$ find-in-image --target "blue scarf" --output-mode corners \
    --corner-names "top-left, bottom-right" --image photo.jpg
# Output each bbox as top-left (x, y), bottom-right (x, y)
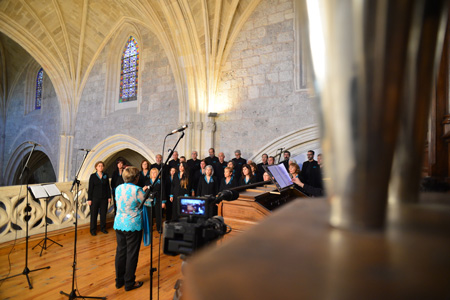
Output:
top-left (142, 206), bottom-right (152, 246)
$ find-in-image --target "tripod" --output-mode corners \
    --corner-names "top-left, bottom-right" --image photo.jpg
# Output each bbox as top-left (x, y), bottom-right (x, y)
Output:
top-left (0, 142), bottom-right (50, 289)
top-left (60, 149), bottom-right (106, 300)
top-left (32, 187), bottom-right (63, 256)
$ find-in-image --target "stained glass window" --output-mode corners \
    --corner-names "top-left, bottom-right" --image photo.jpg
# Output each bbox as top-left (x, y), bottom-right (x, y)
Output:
top-left (35, 68), bottom-right (43, 109)
top-left (119, 36), bottom-right (139, 103)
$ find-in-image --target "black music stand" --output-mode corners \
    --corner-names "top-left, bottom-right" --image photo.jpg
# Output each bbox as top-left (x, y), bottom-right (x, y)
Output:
top-left (0, 143), bottom-right (50, 289)
top-left (31, 184), bottom-right (63, 256)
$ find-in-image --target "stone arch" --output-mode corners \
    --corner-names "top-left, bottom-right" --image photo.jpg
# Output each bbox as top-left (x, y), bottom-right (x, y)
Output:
top-left (78, 134), bottom-right (156, 180)
top-left (249, 125), bottom-right (321, 163)
top-left (4, 142), bottom-right (56, 186)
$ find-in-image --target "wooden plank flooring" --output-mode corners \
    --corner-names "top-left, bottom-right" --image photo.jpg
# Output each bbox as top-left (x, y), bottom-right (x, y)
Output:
top-left (0, 223), bottom-right (184, 300)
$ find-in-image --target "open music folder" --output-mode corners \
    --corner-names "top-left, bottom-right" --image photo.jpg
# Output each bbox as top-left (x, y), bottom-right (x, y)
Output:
top-left (29, 184), bottom-right (61, 199)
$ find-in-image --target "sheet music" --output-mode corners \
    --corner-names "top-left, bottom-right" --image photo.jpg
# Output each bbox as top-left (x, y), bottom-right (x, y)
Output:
top-left (29, 184), bottom-right (61, 198)
top-left (29, 185), bottom-right (48, 199)
top-left (43, 184), bottom-right (61, 197)
top-left (267, 164), bottom-right (293, 189)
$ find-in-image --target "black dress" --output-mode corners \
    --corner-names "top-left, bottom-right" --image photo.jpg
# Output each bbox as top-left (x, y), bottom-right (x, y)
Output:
top-left (193, 169), bottom-right (205, 195)
top-left (170, 173), bottom-right (192, 220)
top-left (219, 177), bottom-right (237, 192)
top-left (138, 170), bottom-right (150, 188)
top-left (88, 172), bottom-right (111, 234)
top-left (197, 175), bottom-right (218, 197)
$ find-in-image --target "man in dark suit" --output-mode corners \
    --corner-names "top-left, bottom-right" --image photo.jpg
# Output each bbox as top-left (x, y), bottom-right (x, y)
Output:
top-left (215, 152), bottom-right (228, 181)
top-left (187, 151), bottom-right (201, 192)
top-left (282, 150), bottom-right (291, 171)
top-left (232, 150), bottom-right (246, 180)
top-left (256, 153), bottom-right (269, 181)
top-left (309, 153), bottom-right (323, 189)
top-left (204, 148), bottom-right (219, 166)
top-left (151, 154), bottom-right (163, 170)
top-left (168, 151), bottom-right (181, 171)
top-left (301, 150), bottom-right (319, 186)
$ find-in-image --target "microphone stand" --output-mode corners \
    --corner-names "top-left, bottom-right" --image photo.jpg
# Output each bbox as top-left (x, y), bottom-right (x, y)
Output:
top-left (60, 149), bottom-right (106, 300)
top-left (140, 130), bottom-right (185, 300)
top-left (275, 148), bottom-right (284, 164)
top-left (0, 143), bottom-right (50, 289)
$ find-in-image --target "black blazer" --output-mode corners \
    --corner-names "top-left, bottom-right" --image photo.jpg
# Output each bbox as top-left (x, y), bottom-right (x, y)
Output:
top-left (138, 170), bottom-right (150, 187)
top-left (232, 157), bottom-right (247, 180)
top-left (111, 169), bottom-right (124, 197)
top-left (238, 176), bottom-right (257, 187)
top-left (219, 177), bottom-right (237, 192)
top-left (197, 175), bottom-right (218, 197)
top-left (88, 173), bottom-right (111, 201)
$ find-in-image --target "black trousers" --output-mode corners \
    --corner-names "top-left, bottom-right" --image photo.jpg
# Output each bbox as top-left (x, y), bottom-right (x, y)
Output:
top-left (115, 230), bottom-right (142, 289)
top-left (90, 198), bottom-right (108, 233)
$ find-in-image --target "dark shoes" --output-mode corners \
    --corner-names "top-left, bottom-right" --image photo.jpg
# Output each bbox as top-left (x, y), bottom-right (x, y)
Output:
top-left (90, 232), bottom-right (96, 236)
top-left (125, 281), bottom-right (143, 291)
top-left (116, 282), bottom-right (124, 289)
top-left (101, 229), bottom-right (108, 234)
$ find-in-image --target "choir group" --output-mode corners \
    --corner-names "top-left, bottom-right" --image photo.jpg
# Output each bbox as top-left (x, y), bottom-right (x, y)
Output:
top-left (86, 148), bottom-right (324, 291)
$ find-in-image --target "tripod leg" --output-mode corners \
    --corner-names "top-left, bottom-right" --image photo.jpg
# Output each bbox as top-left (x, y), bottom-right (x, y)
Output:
top-left (25, 273), bottom-right (32, 289)
top-left (32, 239), bottom-right (44, 250)
top-left (46, 237), bottom-right (63, 248)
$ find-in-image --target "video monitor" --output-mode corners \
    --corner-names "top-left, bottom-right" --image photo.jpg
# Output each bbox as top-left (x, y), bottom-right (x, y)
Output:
top-left (179, 197), bottom-right (207, 217)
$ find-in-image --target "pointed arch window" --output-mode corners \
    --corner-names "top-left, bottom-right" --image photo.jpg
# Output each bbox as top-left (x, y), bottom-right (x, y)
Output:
top-left (119, 36), bottom-right (139, 103)
top-left (35, 68), bottom-right (43, 109)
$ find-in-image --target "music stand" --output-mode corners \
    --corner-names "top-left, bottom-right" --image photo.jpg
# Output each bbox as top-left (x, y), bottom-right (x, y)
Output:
top-left (263, 164), bottom-right (294, 192)
top-left (31, 184), bottom-right (63, 256)
top-left (0, 142), bottom-right (50, 289)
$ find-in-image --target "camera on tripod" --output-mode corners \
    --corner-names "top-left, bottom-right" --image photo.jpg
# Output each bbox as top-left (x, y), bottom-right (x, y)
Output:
top-left (163, 190), bottom-right (239, 256)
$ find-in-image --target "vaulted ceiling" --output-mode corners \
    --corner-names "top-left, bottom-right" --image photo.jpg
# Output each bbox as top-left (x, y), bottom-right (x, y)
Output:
top-left (0, 0), bottom-right (261, 133)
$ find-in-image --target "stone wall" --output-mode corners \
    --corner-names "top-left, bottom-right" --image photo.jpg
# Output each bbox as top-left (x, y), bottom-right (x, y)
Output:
top-left (214, 0), bottom-right (318, 161)
top-left (1, 0), bottom-right (320, 183)
top-left (4, 65), bottom-right (61, 182)
top-left (73, 24), bottom-right (178, 174)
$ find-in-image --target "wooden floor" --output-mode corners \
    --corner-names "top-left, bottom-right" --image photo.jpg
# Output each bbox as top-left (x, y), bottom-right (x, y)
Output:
top-left (0, 223), bottom-right (183, 300)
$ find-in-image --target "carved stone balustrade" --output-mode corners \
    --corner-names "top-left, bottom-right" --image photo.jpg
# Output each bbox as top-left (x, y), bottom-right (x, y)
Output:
top-left (0, 181), bottom-right (115, 243)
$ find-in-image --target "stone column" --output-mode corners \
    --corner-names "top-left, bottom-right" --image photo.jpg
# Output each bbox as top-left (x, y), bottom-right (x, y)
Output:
top-left (58, 134), bottom-right (74, 182)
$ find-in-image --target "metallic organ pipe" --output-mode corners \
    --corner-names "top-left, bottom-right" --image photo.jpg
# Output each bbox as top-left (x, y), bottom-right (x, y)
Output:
top-left (301, 0), bottom-right (449, 230)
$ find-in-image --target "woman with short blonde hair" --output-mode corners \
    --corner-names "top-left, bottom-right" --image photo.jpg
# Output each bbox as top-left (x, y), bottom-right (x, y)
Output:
top-left (114, 166), bottom-right (151, 291)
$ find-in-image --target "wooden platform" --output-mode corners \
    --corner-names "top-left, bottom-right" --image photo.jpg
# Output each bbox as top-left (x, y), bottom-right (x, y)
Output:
top-left (0, 223), bottom-right (183, 300)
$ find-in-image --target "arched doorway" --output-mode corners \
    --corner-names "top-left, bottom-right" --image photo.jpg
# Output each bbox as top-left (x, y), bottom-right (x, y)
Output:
top-left (13, 150), bottom-right (57, 185)
top-left (103, 149), bottom-right (148, 176)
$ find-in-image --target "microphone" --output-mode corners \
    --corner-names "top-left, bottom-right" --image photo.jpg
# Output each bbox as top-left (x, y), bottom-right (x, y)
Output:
top-left (168, 124), bottom-right (188, 135)
top-left (215, 190), bottom-right (240, 204)
top-left (79, 149), bottom-right (94, 152)
top-left (27, 141), bottom-right (42, 146)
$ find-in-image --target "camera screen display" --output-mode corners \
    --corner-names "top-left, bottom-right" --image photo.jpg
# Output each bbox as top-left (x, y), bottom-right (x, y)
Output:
top-left (179, 198), bottom-right (207, 217)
